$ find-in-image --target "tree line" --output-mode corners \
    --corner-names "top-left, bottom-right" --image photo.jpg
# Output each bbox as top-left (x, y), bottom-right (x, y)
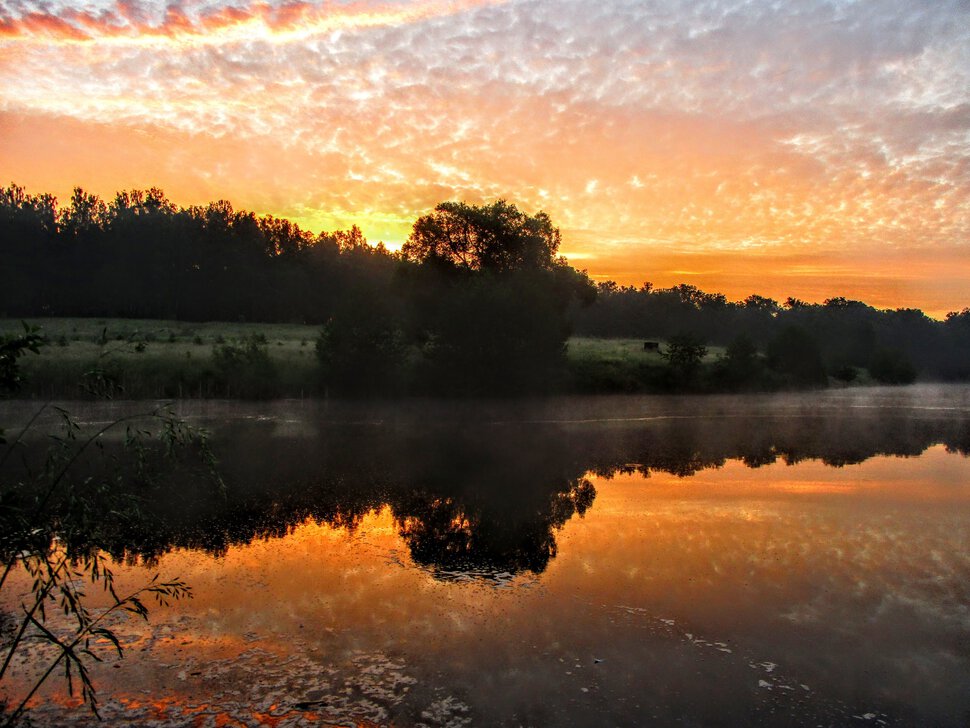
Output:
top-left (1, 186), bottom-right (594, 394)
top-left (3, 183), bottom-right (969, 393)
top-left (576, 282), bottom-right (970, 384)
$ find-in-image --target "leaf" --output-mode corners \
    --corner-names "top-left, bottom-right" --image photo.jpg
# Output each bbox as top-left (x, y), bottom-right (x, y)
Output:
top-left (90, 628), bottom-right (123, 659)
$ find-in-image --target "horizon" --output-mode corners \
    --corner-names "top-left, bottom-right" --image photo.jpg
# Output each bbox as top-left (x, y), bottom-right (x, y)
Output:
top-left (5, 179), bottom-right (967, 322)
top-left (1, 1), bottom-right (968, 317)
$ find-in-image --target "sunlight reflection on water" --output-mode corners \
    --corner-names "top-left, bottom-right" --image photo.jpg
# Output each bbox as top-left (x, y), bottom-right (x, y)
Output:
top-left (2, 388), bottom-right (970, 726)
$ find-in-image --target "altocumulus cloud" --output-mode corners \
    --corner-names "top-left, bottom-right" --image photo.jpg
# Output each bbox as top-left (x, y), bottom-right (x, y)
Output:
top-left (0, 0), bottom-right (968, 309)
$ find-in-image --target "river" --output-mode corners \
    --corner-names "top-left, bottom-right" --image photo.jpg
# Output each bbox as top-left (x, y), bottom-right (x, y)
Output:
top-left (2, 386), bottom-right (969, 726)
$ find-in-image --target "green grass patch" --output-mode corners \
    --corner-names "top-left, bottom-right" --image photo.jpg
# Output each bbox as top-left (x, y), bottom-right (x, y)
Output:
top-left (567, 337), bottom-right (724, 363)
top-left (3, 319), bottom-right (737, 398)
top-left (564, 337), bottom-right (725, 392)
top-left (2, 318), bottom-right (321, 399)
top-left (0, 317), bottom-right (318, 346)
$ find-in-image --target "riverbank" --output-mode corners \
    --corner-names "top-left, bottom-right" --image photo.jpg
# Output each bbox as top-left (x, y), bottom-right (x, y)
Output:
top-left (1, 317), bottom-right (895, 399)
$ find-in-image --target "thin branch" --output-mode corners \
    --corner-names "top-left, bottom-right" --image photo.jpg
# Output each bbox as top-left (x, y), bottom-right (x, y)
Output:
top-left (0, 554), bottom-right (68, 681)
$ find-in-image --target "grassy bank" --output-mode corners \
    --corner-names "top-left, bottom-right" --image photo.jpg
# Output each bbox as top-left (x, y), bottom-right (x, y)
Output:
top-left (565, 337), bottom-right (728, 392)
top-left (0, 318), bottom-right (320, 398)
top-left (2, 317), bottom-right (849, 398)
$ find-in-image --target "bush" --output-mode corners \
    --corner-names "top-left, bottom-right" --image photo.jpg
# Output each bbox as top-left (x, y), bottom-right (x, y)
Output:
top-left (868, 348), bottom-right (917, 384)
top-left (832, 365), bottom-right (858, 382)
top-left (712, 333), bottom-right (763, 390)
top-left (316, 313), bottom-right (407, 396)
top-left (415, 273), bottom-right (569, 395)
top-left (766, 326), bottom-right (827, 386)
top-left (211, 335), bottom-right (278, 397)
top-left (662, 332), bottom-right (707, 387)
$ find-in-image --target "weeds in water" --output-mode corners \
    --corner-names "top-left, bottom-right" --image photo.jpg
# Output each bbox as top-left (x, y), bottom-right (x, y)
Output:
top-left (0, 326), bottom-right (222, 725)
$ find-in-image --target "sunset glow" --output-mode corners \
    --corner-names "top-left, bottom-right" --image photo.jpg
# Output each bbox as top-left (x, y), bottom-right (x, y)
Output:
top-left (2, 1), bottom-right (968, 314)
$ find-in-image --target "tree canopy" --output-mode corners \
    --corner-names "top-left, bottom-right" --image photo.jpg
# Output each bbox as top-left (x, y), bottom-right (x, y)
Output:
top-left (3, 182), bottom-right (970, 392)
top-left (402, 200), bottom-right (561, 273)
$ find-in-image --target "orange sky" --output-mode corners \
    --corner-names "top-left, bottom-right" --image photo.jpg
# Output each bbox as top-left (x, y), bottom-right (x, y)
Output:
top-left (1, 0), bottom-right (968, 316)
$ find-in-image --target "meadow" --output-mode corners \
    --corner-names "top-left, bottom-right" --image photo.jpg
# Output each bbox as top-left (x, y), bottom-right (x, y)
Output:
top-left (0, 318), bottom-right (320, 398)
top-left (0, 318), bottom-right (709, 398)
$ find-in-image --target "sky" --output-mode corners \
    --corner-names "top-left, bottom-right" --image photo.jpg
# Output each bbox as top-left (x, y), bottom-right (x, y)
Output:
top-left (1, 0), bottom-right (968, 316)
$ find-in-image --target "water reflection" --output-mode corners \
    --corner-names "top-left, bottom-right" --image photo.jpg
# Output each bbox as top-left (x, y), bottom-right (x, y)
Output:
top-left (88, 424), bottom-right (599, 577)
top-left (29, 389), bottom-right (969, 579)
top-left (3, 389), bottom-right (970, 726)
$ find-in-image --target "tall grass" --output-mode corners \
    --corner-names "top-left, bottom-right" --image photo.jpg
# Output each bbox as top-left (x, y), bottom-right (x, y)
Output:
top-left (565, 337), bottom-right (725, 392)
top-left (1, 319), bottom-right (320, 399)
top-left (2, 319), bottom-right (732, 398)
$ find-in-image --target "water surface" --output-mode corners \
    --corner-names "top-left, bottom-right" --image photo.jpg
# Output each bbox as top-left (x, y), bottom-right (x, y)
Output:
top-left (2, 386), bottom-right (969, 726)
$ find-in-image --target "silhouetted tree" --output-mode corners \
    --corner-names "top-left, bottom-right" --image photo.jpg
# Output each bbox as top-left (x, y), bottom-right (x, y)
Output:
top-left (713, 333), bottom-right (762, 389)
top-left (662, 332), bottom-right (707, 386)
top-left (401, 200), bottom-right (594, 393)
top-left (402, 200), bottom-right (561, 273)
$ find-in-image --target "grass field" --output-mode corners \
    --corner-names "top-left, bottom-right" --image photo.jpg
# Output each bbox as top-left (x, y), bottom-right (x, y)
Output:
top-left (566, 337), bottom-right (723, 364)
top-left (0, 318), bottom-right (318, 347)
top-left (0, 318), bottom-right (320, 398)
top-left (565, 336), bottom-right (726, 392)
top-left (1, 318), bottom-right (721, 398)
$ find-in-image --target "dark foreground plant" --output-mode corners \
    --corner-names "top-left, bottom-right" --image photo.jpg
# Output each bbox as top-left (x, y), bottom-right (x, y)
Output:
top-left (0, 557), bottom-right (190, 726)
top-left (0, 326), bottom-right (221, 725)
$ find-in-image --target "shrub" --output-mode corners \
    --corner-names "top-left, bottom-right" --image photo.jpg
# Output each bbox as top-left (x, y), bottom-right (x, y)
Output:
top-left (868, 348), bottom-right (917, 384)
top-left (316, 316), bottom-right (407, 396)
top-left (832, 365), bottom-right (858, 382)
top-left (766, 326), bottom-right (827, 386)
top-left (712, 333), bottom-right (763, 390)
top-left (212, 335), bottom-right (278, 398)
top-left (662, 332), bottom-right (707, 387)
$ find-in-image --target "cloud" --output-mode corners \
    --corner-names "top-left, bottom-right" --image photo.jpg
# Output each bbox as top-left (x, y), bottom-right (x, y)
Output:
top-left (0, 0), bottom-right (510, 43)
top-left (1, 0), bottom-right (969, 311)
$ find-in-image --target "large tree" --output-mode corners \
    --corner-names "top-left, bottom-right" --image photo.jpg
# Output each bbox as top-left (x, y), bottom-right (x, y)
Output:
top-left (402, 200), bottom-right (561, 273)
top-left (399, 200), bottom-right (594, 394)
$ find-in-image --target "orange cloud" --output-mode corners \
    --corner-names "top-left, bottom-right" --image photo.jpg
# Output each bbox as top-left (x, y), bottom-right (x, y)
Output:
top-left (1, 0), bottom-right (968, 314)
top-left (0, 0), bottom-right (508, 45)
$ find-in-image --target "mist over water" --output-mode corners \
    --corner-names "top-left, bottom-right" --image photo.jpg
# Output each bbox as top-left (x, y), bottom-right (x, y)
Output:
top-left (2, 386), bottom-right (969, 726)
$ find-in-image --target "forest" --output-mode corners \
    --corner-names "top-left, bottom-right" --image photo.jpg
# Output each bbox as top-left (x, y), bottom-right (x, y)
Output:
top-left (2, 183), bottom-right (969, 395)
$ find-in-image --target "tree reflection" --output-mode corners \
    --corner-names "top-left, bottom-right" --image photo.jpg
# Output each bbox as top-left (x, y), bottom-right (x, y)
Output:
top-left (397, 477), bottom-right (594, 575)
top-left (8, 399), bottom-right (969, 580)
